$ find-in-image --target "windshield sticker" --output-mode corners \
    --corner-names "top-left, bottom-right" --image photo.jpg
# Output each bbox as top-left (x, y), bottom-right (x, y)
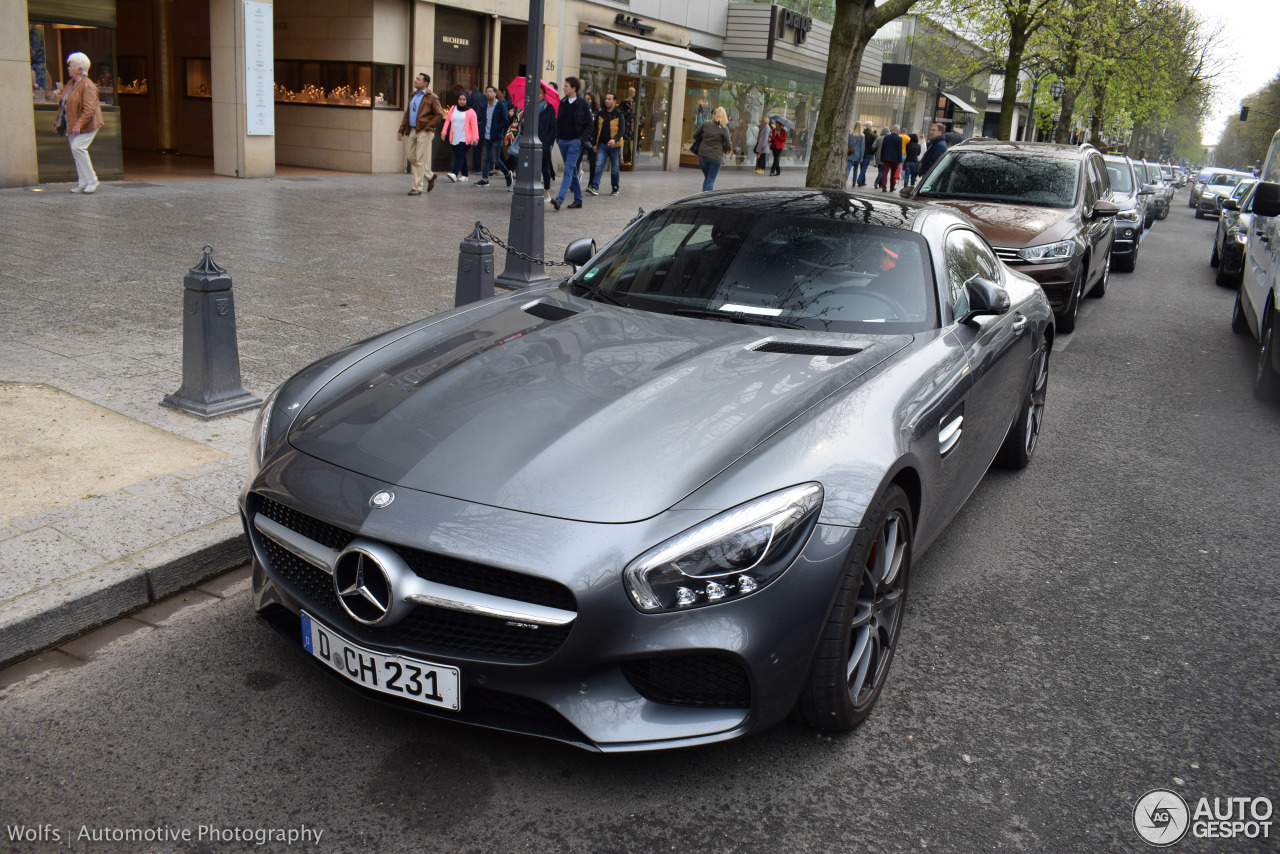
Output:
top-left (583, 267), bottom-right (600, 281)
top-left (719, 303), bottom-right (784, 316)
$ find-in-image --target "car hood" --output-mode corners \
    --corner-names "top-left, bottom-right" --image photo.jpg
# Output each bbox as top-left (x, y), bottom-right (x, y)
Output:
top-left (287, 298), bottom-right (911, 523)
top-left (926, 200), bottom-right (1077, 248)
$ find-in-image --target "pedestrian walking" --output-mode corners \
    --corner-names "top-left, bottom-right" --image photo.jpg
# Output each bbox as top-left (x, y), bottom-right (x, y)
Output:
top-left (55, 52), bottom-right (104, 194)
top-left (588, 91), bottom-right (625, 196)
top-left (769, 120), bottom-right (786, 176)
top-left (881, 123), bottom-right (905, 192)
top-left (475, 86), bottom-right (512, 188)
top-left (537, 86), bottom-right (558, 201)
top-left (872, 127), bottom-right (888, 189)
top-left (550, 76), bottom-right (592, 211)
top-left (467, 86), bottom-right (487, 172)
top-left (846, 121), bottom-right (865, 188)
top-left (693, 107), bottom-right (732, 192)
top-left (858, 123), bottom-right (876, 186)
top-left (580, 91), bottom-right (599, 183)
top-left (754, 117), bottom-right (769, 173)
top-left (396, 72), bottom-right (444, 195)
top-left (904, 132), bottom-right (921, 188)
top-left (443, 92), bottom-right (479, 182)
top-left (916, 122), bottom-right (949, 184)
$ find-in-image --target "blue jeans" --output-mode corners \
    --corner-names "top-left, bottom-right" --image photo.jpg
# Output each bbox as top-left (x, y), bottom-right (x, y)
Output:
top-left (846, 159), bottom-right (856, 184)
top-left (481, 139), bottom-right (510, 180)
top-left (556, 139), bottom-right (583, 203)
top-left (591, 145), bottom-right (621, 191)
top-left (903, 161), bottom-right (918, 186)
top-left (858, 154), bottom-right (872, 184)
top-left (698, 155), bottom-right (721, 191)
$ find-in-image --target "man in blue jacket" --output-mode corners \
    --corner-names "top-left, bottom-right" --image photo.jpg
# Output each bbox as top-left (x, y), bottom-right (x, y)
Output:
top-left (475, 86), bottom-right (512, 187)
top-left (551, 77), bottom-right (593, 211)
top-left (917, 122), bottom-right (948, 181)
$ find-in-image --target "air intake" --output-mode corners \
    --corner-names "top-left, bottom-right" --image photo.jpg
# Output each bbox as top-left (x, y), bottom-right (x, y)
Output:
top-left (751, 341), bottom-right (863, 357)
top-left (523, 302), bottom-right (580, 322)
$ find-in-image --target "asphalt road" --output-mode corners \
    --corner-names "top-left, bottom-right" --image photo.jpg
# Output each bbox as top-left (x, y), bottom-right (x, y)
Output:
top-left (2, 192), bottom-right (1277, 854)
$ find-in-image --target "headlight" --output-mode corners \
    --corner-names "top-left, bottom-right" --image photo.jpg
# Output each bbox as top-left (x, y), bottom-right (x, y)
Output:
top-left (1016, 240), bottom-right (1075, 263)
top-left (249, 382), bottom-right (284, 476)
top-left (624, 483), bottom-right (822, 613)
top-left (1116, 208), bottom-right (1140, 222)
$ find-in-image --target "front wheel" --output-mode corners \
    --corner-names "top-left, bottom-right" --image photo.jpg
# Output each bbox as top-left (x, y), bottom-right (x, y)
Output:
top-left (1255, 303), bottom-right (1280, 401)
top-left (1088, 252), bottom-right (1110, 298)
top-left (1232, 289), bottom-right (1249, 335)
top-left (1055, 269), bottom-right (1083, 334)
top-left (795, 485), bottom-right (912, 731)
top-left (1211, 240), bottom-right (1220, 268)
top-left (996, 336), bottom-right (1049, 469)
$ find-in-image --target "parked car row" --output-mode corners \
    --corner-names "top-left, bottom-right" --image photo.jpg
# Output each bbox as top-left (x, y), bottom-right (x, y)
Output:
top-left (1192, 167), bottom-right (1254, 217)
top-left (1210, 178), bottom-right (1258, 287)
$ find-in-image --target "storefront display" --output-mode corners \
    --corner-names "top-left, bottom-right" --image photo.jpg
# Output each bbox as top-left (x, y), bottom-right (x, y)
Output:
top-left (579, 33), bottom-right (674, 171)
top-left (30, 22), bottom-right (116, 106)
top-left (273, 61), bottom-right (402, 109)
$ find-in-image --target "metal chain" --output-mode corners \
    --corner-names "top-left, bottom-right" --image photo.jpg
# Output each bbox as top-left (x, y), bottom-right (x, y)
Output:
top-left (473, 207), bottom-right (647, 268)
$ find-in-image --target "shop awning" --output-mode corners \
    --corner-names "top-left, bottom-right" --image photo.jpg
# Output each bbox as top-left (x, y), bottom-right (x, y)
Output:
top-left (584, 27), bottom-right (727, 78)
top-left (942, 91), bottom-right (981, 114)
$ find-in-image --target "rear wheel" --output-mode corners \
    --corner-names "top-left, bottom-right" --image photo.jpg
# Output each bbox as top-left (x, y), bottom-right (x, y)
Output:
top-left (1255, 302), bottom-right (1280, 402)
top-left (996, 336), bottom-right (1049, 469)
top-left (796, 485), bottom-right (911, 731)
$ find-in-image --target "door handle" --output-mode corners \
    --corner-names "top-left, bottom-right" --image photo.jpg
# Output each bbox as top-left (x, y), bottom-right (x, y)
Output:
top-left (1012, 315), bottom-right (1028, 334)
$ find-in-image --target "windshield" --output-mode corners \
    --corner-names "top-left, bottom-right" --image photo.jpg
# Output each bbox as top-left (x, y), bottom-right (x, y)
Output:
top-left (570, 206), bottom-right (938, 334)
top-left (1160, 166), bottom-right (1173, 179)
top-left (1208, 173), bottom-right (1246, 188)
top-left (916, 151), bottom-right (1080, 208)
top-left (1104, 160), bottom-right (1134, 193)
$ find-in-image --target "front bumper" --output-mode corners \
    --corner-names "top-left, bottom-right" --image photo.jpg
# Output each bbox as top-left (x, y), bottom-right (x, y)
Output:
top-left (242, 456), bottom-right (858, 752)
top-left (1111, 222), bottom-right (1142, 257)
top-left (1198, 195), bottom-right (1223, 216)
top-left (994, 255), bottom-right (1081, 313)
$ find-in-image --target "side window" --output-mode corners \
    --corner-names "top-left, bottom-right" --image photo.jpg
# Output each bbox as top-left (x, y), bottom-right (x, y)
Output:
top-left (1082, 158), bottom-right (1098, 209)
top-left (944, 230), bottom-right (998, 319)
top-left (1091, 156), bottom-right (1111, 198)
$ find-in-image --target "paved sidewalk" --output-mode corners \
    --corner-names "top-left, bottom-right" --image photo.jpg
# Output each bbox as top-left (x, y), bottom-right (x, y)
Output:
top-left (0, 163), bottom-right (805, 667)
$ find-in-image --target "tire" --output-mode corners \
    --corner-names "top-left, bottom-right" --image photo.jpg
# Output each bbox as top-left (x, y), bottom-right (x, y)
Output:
top-left (1088, 252), bottom-right (1109, 298)
top-left (795, 485), bottom-right (912, 732)
top-left (1188, 194), bottom-right (1197, 208)
top-left (1055, 268), bottom-right (1083, 334)
top-left (1254, 303), bottom-right (1280, 402)
top-left (1216, 255), bottom-right (1241, 288)
top-left (1195, 209), bottom-right (1205, 219)
top-left (1158, 203), bottom-right (1169, 220)
top-left (1232, 289), bottom-right (1249, 335)
top-left (996, 336), bottom-right (1049, 469)
top-left (1210, 240), bottom-right (1220, 268)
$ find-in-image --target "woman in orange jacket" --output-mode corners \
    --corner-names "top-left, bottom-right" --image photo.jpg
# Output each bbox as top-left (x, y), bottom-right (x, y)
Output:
top-left (442, 92), bottom-right (480, 181)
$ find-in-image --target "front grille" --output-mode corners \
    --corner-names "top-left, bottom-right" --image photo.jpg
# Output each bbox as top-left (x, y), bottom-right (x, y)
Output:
top-left (254, 495), bottom-right (575, 662)
top-left (622, 655), bottom-right (750, 708)
top-left (254, 495), bottom-right (575, 610)
top-left (751, 342), bottom-right (862, 357)
top-left (993, 247), bottom-right (1022, 264)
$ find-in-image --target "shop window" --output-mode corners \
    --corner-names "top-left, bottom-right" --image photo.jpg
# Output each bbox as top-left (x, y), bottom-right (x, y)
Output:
top-left (29, 22), bottom-right (116, 105)
top-left (184, 58), bottom-right (212, 99)
top-left (272, 60), bottom-right (402, 109)
top-left (118, 56), bottom-right (147, 95)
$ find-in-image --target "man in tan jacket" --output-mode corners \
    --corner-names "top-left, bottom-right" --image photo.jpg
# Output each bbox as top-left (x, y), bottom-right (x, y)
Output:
top-left (397, 72), bottom-right (445, 195)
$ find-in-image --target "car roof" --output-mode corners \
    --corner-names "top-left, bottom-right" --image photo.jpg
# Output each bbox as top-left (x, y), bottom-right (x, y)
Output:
top-left (665, 188), bottom-right (965, 232)
top-left (942, 139), bottom-right (1092, 160)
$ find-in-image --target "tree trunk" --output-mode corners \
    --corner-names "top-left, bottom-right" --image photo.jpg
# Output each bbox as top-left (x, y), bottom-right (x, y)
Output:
top-left (1088, 80), bottom-right (1106, 147)
top-left (997, 16), bottom-right (1030, 141)
top-left (805, 1), bottom-right (878, 188)
top-left (1053, 51), bottom-right (1079, 143)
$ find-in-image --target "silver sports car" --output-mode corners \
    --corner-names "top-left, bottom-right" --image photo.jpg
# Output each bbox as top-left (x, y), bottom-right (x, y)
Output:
top-left (242, 190), bottom-right (1054, 752)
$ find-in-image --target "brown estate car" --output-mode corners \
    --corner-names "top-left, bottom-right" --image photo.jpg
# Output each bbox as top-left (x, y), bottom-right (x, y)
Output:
top-left (906, 140), bottom-right (1118, 333)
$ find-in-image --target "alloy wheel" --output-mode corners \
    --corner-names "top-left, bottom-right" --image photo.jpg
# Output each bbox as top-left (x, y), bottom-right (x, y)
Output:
top-left (1024, 345), bottom-right (1048, 454)
top-left (847, 510), bottom-right (908, 707)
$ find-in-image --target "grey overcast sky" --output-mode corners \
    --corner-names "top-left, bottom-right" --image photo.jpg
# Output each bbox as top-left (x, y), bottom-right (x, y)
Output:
top-left (1179, 0), bottom-right (1279, 144)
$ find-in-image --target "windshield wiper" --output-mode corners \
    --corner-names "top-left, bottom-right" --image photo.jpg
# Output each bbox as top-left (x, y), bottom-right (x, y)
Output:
top-left (568, 279), bottom-right (630, 308)
top-left (672, 307), bottom-right (804, 329)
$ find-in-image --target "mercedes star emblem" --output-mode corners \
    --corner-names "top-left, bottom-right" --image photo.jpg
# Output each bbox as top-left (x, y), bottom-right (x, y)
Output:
top-left (369, 490), bottom-right (395, 509)
top-left (334, 550), bottom-right (392, 624)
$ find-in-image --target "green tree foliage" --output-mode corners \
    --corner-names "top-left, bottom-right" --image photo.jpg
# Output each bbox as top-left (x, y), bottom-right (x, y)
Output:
top-left (805, 0), bottom-right (922, 189)
top-left (1216, 73), bottom-right (1280, 171)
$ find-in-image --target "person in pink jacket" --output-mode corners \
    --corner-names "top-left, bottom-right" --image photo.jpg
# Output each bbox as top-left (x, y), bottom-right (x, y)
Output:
top-left (443, 92), bottom-right (480, 182)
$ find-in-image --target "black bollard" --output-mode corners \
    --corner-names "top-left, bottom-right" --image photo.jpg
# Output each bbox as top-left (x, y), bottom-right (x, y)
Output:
top-left (161, 246), bottom-right (263, 420)
top-left (455, 221), bottom-right (495, 306)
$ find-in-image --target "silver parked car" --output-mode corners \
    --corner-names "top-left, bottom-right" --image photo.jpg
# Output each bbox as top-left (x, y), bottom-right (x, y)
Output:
top-left (242, 190), bottom-right (1054, 751)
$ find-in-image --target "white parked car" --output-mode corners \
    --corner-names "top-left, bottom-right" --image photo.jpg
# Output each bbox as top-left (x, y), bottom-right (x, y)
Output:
top-left (1233, 129), bottom-right (1280, 399)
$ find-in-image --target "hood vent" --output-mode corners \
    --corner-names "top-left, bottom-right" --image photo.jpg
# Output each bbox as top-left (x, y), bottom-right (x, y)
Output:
top-left (751, 341), bottom-right (863, 357)
top-left (523, 301), bottom-right (580, 322)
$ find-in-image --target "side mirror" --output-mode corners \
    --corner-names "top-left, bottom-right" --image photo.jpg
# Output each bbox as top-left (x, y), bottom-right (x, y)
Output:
top-left (899, 186), bottom-right (917, 200)
top-left (1253, 182), bottom-right (1280, 218)
top-left (1221, 198), bottom-right (1240, 212)
top-left (958, 277), bottom-right (1011, 324)
top-left (1143, 183), bottom-right (1160, 194)
top-left (1091, 200), bottom-right (1120, 218)
top-left (564, 238), bottom-right (597, 271)
top-left (1138, 188), bottom-right (1155, 196)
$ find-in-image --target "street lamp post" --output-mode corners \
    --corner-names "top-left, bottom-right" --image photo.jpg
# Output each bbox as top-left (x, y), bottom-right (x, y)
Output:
top-left (495, 0), bottom-right (550, 289)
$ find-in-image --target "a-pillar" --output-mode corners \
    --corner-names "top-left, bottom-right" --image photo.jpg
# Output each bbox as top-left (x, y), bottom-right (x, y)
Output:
top-left (211, 0), bottom-right (275, 177)
top-left (0, 0), bottom-right (39, 187)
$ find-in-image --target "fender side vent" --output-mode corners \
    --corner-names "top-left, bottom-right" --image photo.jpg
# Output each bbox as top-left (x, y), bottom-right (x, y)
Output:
top-left (751, 342), bottom-right (863, 357)
top-left (523, 302), bottom-right (580, 322)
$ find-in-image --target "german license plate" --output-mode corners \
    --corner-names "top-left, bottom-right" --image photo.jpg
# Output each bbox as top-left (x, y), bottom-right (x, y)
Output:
top-left (301, 611), bottom-right (460, 711)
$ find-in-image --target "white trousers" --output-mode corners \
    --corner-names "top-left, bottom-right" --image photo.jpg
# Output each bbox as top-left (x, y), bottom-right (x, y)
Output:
top-left (70, 129), bottom-right (99, 188)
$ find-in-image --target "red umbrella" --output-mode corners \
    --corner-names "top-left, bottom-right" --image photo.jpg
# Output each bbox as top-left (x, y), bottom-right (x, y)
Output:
top-left (507, 77), bottom-right (559, 115)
